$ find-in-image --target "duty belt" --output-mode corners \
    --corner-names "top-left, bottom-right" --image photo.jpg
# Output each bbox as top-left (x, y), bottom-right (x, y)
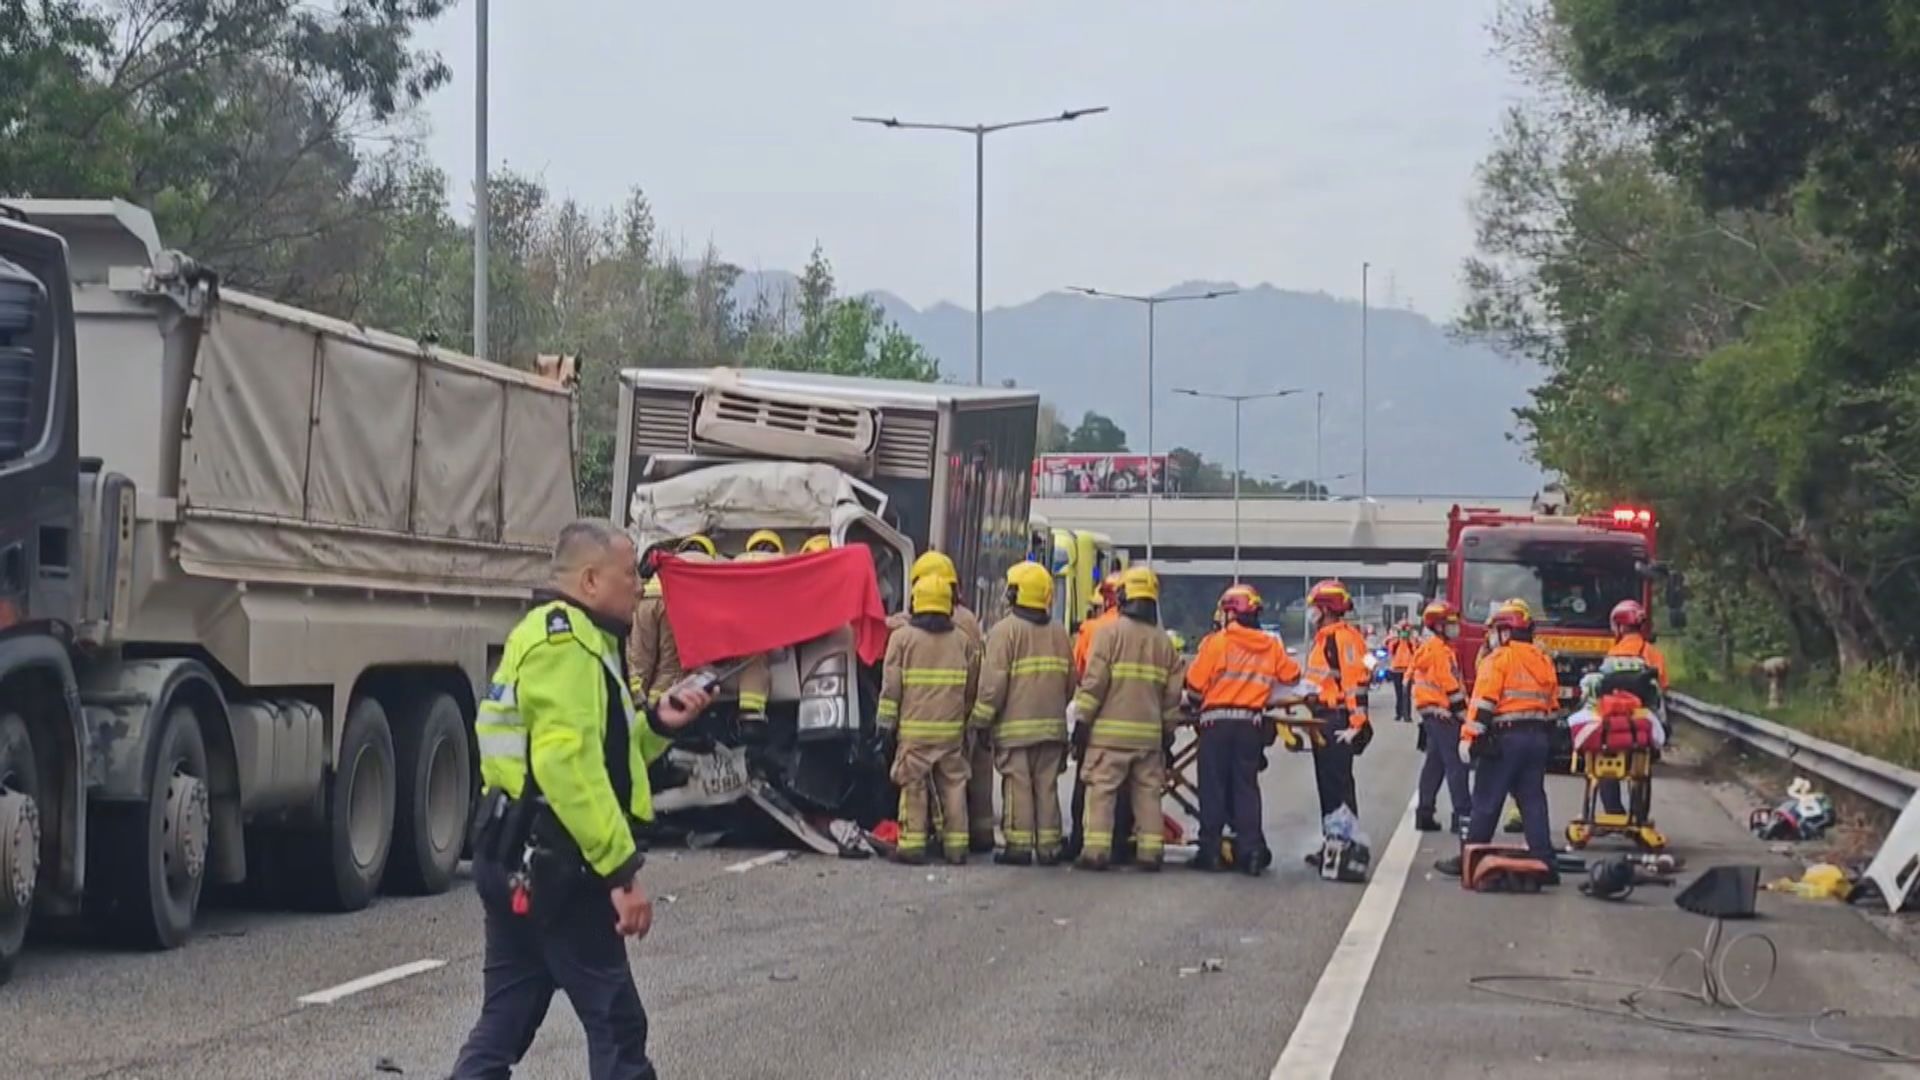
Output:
top-left (1490, 714), bottom-right (1553, 728)
top-left (1197, 707), bottom-right (1265, 723)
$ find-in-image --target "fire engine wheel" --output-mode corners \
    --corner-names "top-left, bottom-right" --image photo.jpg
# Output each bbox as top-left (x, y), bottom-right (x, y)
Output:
top-left (0, 713), bottom-right (43, 985)
top-left (307, 695), bottom-right (396, 912)
top-left (92, 705), bottom-right (210, 950)
top-left (385, 691), bottom-right (471, 896)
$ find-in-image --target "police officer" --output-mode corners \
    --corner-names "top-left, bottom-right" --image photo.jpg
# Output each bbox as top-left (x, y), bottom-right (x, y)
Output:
top-left (1070, 565), bottom-right (1182, 872)
top-left (454, 520), bottom-right (714, 1080)
top-left (1184, 585), bottom-right (1310, 874)
top-left (878, 572), bottom-right (981, 865)
top-left (1436, 599), bottom-right (1560, 882)
top-left (972, 561), bottom-right (1073, 865)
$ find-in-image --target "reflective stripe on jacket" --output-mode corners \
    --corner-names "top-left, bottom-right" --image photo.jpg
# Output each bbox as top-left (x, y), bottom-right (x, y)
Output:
top-left (971, 613), bottom-right (1073, 747)
top-left (1305, 620), bottom-right (1373, 726)
top-left (479, 599), bottom-right (672, 879)
top-left (878, 621), bottom-right (980, 746)
top-left (1185, 623), bottom-right (1305, 717)
top-left (1409, 632), bottom-right (1466, 713)
top-left (1073, 615), bottom-right (1182, 749)
top-left (1609, 634), bottom-right (1670, 690)
top-left (1469, 640), bottom-right (1560, 723)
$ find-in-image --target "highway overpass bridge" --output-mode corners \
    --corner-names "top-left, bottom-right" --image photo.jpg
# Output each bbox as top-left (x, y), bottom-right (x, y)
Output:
top-left (1032, 493), bottom-right (1537, 637)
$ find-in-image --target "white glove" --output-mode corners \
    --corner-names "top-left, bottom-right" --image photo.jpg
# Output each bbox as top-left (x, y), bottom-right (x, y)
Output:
top-left (1066, 700), bottom-right (1085, 728)
top-left (1458, 740), bottom-right (1473, 765)
top-left (1334, 727), bottom-right (1360, 746)
top-left (1461, 719), bottom-right (1485, 740)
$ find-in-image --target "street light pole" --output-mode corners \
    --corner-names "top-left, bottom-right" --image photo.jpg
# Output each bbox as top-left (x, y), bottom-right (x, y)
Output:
top-left (1360, 261), bottom-right (1370, 499)
top-left (472, 0), bottom-right (489, 361)
top-left (1174, 387), bottom-right (1299, 582)
top-left (855, 107), bottom-right (1110, 386)
top-left (1315, 391), bottom-right (1324, 500)
top-left (1073, 287), bottom-right (1238, 562)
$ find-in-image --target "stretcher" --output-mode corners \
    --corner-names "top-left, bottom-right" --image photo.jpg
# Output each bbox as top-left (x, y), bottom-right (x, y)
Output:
top-left (1563, 693), bottom-right (1667, 851)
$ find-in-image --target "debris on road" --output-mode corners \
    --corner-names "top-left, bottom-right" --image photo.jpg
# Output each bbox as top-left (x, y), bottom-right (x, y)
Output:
top-left (1178, 958), bottom-right (1227, 978)
top-left (374, 1057), bottom-right (404, 1074)
top-left (1765, 863), bottom-right (1854, 901)
top-left (1749, 777), bottom-right (1834, 841)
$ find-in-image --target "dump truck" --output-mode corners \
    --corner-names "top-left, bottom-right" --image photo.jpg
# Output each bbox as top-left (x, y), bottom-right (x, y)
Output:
top-left (0, 200), bottom-right (576, 982)
top-left (611, 368), bottom-right (1038, 837)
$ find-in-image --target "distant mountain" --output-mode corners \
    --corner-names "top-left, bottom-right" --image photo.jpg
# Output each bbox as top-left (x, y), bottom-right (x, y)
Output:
top-left (730, 272), bottom-right (1546, 498)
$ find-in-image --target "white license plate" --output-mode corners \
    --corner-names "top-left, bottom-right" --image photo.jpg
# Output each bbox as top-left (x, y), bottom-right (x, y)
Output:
top-left (696, 749), bottom-right (749, 799)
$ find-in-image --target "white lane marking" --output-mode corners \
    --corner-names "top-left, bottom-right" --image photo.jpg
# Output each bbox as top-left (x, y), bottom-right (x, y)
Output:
top-left (297, 959), bottom-right (447, 1006)
top-left (724, 850), bottom-right (793, 874)
top-left (1269, 794), bottom-right (1420, 1080)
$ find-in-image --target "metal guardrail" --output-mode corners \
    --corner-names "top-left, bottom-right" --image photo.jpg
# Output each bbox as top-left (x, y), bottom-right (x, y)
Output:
top-left (1669, 691), bottom-right (1920, 811)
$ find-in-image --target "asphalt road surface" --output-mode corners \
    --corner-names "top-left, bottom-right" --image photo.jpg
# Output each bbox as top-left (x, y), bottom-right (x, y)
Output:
top-left (6, 708), bottom-right (1920, 1080)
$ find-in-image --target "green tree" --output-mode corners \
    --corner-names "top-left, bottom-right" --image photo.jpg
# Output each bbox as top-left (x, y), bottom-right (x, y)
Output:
top-left (742, 245), bottom-right (939, 381)
top-left (1064, 412), bottom-right (1128, 453)
top-left (1036, 402), bottom-right (1070, 453)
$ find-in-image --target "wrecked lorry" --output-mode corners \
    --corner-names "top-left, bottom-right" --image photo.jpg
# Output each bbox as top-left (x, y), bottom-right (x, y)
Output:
top-left (0, 200), bottom-right (575, 981)
top-left (610, 368), bottom-right (1039, 846)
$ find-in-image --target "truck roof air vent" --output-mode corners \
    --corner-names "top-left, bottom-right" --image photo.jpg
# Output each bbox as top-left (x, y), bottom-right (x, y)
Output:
top-left (632, 390), bottom-right (696, 454)
top-left (874, 412), bottom-right (937, 479)
top-left (692, 386), bottom-right (876, 469)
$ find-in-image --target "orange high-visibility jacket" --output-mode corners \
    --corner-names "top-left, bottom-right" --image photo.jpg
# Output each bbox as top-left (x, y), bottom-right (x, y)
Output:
top-left (1408, 632), bottom-right (1466, 714)
top-left (1608, 634), bottom-right (1670, 690)
top-left (1388, 637), bottom-right (1415, 674)
top-left (1073, 607), bottom-right (1119, 679)
top-left (1185, 624), bottom-right (1305, 716)
top-left (1305, 620), bottom-right (1372, 727)
top-left (1466, 640), bottom-right (1559, 737)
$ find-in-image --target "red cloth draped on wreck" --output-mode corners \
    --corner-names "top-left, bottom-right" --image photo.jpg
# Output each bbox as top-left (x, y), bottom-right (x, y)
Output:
top-left (651, 549), bottom-right (891, 670)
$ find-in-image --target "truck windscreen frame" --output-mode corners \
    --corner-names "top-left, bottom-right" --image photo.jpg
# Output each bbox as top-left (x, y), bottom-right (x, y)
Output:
top-left (1459, 553), bottom-right (1644, 631)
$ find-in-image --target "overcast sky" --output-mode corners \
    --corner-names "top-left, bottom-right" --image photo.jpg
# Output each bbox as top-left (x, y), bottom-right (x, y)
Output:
top-left (415, 1), bottom-right (1519, 318)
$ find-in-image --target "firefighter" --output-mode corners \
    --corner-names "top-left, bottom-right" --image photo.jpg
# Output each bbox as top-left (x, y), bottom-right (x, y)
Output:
top-left (1437, 599), bottom-right (1560, 881)
top-left (1302, 580), bottom-right (1375, 847)
top-left (726, 531), bottom-right (787, 724)
top-left (1387, 623), bottom-right (1416, 723)
top-left (1410, 601), bottom-right (1471, 834)
top-left (1600, 599), bottom-right (1669, 816)
top-left (454, 520), bottom-right (714, 1079)
top-left (888, 551), bottom-right (989, 851)
top-left (972, 561), bottom-right (1073, 865)
top-left (877, 573), bottom-right (981, 865)
top-left (675, 534), bottom-right (719, 558)
top-left (799, 534), bottom-right (833, 555)
top-left (1184, 585), bottom-right (1309, 875)
top-left (1069, 565), bottom-right (1182, 871)
top-left (627, 543), bottom-right (714, 707)
top-left (1065, 578), bottom-right (1126, 861)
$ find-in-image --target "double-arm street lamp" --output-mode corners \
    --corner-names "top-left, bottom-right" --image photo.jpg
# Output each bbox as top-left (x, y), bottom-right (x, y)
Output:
top-left (855, 108), bottom-right (1110, 386)
top-left (1173, 388), bottom-right (1301, 581)
top-left (1067, 287), bottom-right (1238, 560)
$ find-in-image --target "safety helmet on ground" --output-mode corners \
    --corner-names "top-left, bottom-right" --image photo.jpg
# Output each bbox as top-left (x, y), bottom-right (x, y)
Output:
top-left (1489, 599), bottom-right (1535, 633)
top-left (910, 573), bottom-right (955, 616)
top-left (1218, 584), bottom-right (1263, 620)
top-left (1119, 565), bottom-right (1161, 603)
top-left (910, 550), bottom-right (958, 585)
top-left (1610, 599), bottom-right (1647, 636)
top-left (744, 529), bottom-right (785, 556)
top-left (1422, 601), bottom-right (1460, 634)
top-left (676, 534), bottom-right (718, 558)
top-left (1006, 561), bottom-right (1054, 610)
top-left (800, 534), bottom-right (832, 555)
top-left (1307, 579), bottom-right (1353, 616)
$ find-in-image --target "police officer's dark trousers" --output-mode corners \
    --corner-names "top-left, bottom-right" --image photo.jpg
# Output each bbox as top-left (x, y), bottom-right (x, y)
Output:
top-left (1417, 713), bottom-right (1472, 828)
top-left (452, 858), bottom-right (655, 1080)
top-left (1389, 673), bottom-right (1412, 722)
top-left (1464, 723), bottom-right (1553, 861)
top-left (1197, 719), bottom-right (1265, 856)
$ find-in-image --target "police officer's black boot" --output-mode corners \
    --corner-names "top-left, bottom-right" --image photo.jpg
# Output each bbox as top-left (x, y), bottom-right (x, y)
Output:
top-left (1190, 843), bottom-right (1224, 872)
top-left (1240, 847), bottom-right (1272, 877)
top-left (1414, 812), bottom-right (1441, 833)
top-left (1434, 854), bottom-right (1463, 877)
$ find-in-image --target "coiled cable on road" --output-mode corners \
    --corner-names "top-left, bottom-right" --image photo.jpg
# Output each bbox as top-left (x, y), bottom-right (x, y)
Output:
top-left (1468, 919), bottom-right (1920, 1064)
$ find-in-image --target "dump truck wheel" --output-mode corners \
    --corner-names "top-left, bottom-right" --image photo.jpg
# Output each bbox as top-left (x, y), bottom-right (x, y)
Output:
top-left (0, 713), bottom-right (42, 984)
top-left (311, 696), bottom-right (396, 912)
top-left (386, 691), bottom-right (470, 896)
top-left (91, 705), bottom-right (210, 949)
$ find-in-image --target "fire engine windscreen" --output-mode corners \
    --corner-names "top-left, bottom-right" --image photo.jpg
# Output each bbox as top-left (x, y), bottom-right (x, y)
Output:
top-left (1460, 552), bottom-right (1642, 630)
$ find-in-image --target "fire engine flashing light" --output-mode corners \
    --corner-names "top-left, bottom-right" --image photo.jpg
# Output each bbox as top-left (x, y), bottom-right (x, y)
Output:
top-left (1609, 506), bottom-right (1655, 528)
